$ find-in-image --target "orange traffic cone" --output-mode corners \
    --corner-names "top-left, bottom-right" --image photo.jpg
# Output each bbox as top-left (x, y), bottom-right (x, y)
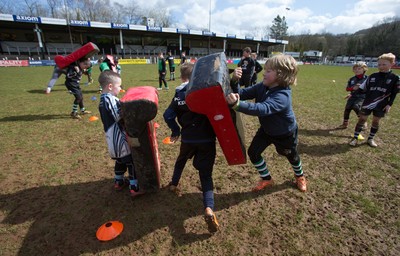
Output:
top-left (96, 221), bottom-right (124, 241)
top-left (89, 116), bottom-right (99, 121)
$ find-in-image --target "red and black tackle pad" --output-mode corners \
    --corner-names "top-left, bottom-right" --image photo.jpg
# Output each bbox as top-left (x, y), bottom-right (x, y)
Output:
top-left (120, 86), bottom-right (161, 192)
top-left (185, 52), bottom-right (246, 165)
top-left (54, 42), bottom-right (99, 69)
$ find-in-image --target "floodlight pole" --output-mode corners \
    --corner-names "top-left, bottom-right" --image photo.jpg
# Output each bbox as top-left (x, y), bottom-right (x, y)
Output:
top-left (179, 34), bottom-right (182, 54)
top-left (64, 0), bottom-right (74, 49)
top-left (119, 29), bottom-right (125, 58)
top-left (207, 0), bottom-right (212, 55)
top-left (208, 0), bottom-right (211, 32)
top-left (34, 24), bottom-right (45, 59)
top-left (283, 7), bottom-right (290, 54)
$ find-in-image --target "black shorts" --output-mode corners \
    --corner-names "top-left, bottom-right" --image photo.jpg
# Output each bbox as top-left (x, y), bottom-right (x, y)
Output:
top-left (170, 67), bottom-right (175, 72)
top-left (360, 108), bottom-right (386, 117)
top-left (179, 141), bottom-right (216, 171)
top-left (345, 97), bottom-right (364, 110)
top-left (66, 84), bottom-right (81, 95)
top-left (248, 127), bottom-right (299, 163)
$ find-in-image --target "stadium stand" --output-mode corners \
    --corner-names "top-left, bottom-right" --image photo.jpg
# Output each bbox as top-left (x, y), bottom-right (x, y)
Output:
top-left (0, 13), bottom-right (285, 61)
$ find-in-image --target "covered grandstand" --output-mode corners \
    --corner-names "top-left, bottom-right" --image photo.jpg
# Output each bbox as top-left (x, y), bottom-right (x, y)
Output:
top-left (0, 13), bottom-right (287, 62)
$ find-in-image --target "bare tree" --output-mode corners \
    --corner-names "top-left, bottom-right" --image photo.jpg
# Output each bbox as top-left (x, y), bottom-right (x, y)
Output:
top-left (21, 0), bottom-right (47, 16)
top-left (70, 0), bottom-right (112, 21)
top-left (248, 26), bottom-right (268, 39)
top-left (58, 0), bottom-right (75, 20)
top-left (46, 0), bottom-right (62, 18)
top-left (110, 2), bottom-right (126, 23)
top-left (124, 3), bottom-right (142, 24)
top-left (142, 8), bottom-right (173, 27)
top-left (0, 0), bottom-right (15, 14)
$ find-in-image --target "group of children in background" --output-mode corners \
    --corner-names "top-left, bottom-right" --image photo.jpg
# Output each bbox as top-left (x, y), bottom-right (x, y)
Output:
top-left (43, 50), bottom-right (399, 234)
top-left (337, 53), bottom-right (399, 148)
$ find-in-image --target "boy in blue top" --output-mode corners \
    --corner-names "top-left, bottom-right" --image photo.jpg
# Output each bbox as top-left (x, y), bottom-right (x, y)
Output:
top-left (337, 62), bottom-right (368, 129)
top-left (349, 53), bottom-right (400, 147)
top-left (163, 62), bottom-right (219, 233)
top-left (227, 54), bottom-right (307, 192)
top-left (98, 71), bottom-right (143, 198)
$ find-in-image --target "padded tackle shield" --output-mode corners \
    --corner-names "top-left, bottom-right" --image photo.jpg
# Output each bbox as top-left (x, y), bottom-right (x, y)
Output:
top-left (54, 42), bottom-right (99, 69)
top-left (120, 86), bottom-right (161, 192)
top-left (185, 52), bottom-right (246, 165)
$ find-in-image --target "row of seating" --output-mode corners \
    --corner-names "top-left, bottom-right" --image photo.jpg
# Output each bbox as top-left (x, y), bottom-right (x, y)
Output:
top-left (0, 41), bottom-right (255, 59)
top-left (0, 41), bottom-right (82, 55)
top-left (115, 45), bottom-right (167, 55)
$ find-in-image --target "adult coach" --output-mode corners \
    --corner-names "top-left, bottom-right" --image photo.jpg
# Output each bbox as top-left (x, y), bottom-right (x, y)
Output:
top-left (237, 47), bottom-right (256, 87)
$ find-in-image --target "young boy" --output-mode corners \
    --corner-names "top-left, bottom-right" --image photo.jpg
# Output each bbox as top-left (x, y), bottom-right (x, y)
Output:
top-left (115, 59), bottom-right (122, 75)
top-left (157, 52), bottom-right (168, 90)
top-left (349, 53), bottom-right (399, 147)
top-left (98, 70), bottom-right (143, 197)
top-left (65, 57), bottom-right (92, 119)
top-left (337, 62), bottom-right (368, 129)
top-left (83, 61), bottom-right (94, 84)
top-left (237, 47), bottom-right (256, 87)
top-left (163, 62), bottom-right (220, 233)
top-left (179, 51), bottom-right (187, 66)
top-left (166, 51), bottom-right (176, 80)
top-left (227, 54), bottom-right (307, 192)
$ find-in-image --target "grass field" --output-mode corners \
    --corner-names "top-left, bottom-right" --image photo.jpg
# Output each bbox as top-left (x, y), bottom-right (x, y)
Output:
top-left (0, 63), bottom-right (399, 256)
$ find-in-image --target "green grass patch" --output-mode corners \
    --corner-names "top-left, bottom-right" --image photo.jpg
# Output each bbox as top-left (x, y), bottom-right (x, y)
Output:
top-left (0, 63), bottom-right (399, 255)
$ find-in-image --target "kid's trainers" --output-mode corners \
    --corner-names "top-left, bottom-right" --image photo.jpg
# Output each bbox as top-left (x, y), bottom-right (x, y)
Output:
top-left (252, 178), bottom-right (275, 192)
top-left (336, 123), bottom-right (348, 129)
top-left (294, 175), bottom-right (307, 192)
top-left (204, 207), bottom-right (219, 233)
top-left (81, 110), bottom-right (92, 115)
top-left (129, 185), bottom-right (145, 198)
top-left (367, 139), bottom-right (378, 147)
top-left (349, 138), bottom-right (358, 146)
top-left (114, 179), bottom-right (127, 191)
top-left (165, 182), bottom-right (182, 197)
top-left (70, 111), bottom-right (82, 120)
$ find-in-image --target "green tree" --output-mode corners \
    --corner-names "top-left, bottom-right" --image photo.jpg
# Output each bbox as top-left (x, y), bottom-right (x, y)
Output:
top-left (270, 15), bottom-right (288, 39)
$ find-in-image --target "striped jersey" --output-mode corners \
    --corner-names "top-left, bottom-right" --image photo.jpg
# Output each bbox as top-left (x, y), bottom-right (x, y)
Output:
top-left (99, 93), bottom-right (131, 159)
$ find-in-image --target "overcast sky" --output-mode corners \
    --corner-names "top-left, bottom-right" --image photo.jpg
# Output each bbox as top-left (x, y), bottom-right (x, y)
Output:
top-left (125, 0), bottom-right (400, 37)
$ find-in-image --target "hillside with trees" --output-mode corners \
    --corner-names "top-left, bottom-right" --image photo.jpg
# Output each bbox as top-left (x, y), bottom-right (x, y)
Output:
top-left (284, 17), bottom-right (400, 60)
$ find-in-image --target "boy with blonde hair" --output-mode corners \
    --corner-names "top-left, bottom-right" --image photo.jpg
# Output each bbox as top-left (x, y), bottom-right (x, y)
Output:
top-left (227, 54), bottom-right (307, 192)
top-left (349, 53), bottom-right (399, 147)
top-left (337, 61), bottom-right (368, 129)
